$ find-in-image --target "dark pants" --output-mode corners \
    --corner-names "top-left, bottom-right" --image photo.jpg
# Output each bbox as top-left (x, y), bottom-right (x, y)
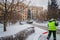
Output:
top-left (47, 31), bottom-right (56, 40)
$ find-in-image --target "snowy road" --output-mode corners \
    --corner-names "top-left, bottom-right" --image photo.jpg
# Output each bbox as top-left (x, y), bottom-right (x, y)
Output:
top-left (32, 21), bottom-right (60, 34)
top-left (26, 27), bottom-right (60, 40)
top-left (33, 24), bottom-right (60, 34)
top-left (26, 21), bottom-right (60, 40)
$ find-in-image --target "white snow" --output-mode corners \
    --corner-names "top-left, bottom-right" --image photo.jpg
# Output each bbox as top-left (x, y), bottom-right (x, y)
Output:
top-left (0, 22), bottom-right (33, 37)
top-left (26, 27), bottom-right (60, 40)
top-left (0, 21), bottom-right (60, 40)
top-left (33, 21), bottom-right (60, 29)
top-left (33, 21), bottom-right (47, 27)
top-left (26, 27), bottom-right (46, 40)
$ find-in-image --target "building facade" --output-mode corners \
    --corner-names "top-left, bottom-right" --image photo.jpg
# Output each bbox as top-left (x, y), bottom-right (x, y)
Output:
top-left (29, 6), bottom-right (43, 20)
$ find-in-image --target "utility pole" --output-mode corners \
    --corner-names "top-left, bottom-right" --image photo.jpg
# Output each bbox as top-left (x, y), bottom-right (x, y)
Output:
top-left (4, 0), bottom-right (7, 31)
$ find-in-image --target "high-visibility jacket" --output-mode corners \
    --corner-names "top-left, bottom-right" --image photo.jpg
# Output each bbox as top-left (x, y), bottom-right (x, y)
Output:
top-left (48, 21), bottom-right (56, 31)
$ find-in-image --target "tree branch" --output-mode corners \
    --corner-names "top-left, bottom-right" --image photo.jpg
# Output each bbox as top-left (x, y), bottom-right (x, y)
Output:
top-left (8, 0), bottom-right (14, 10)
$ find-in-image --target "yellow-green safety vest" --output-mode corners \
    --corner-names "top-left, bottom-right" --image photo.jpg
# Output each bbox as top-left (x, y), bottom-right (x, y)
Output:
top-left (48, 21), bottom-right (56, 31)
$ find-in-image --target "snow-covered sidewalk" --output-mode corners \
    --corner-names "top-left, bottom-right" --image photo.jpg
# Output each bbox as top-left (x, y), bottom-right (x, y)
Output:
top-left (26, 27), bottom-right (60, 40)
top-left (0, 22), bottom-right (33, 37)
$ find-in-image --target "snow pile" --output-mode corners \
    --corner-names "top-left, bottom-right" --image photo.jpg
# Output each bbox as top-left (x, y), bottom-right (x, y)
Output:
top-left (0, 22), bottom-right (33, 37)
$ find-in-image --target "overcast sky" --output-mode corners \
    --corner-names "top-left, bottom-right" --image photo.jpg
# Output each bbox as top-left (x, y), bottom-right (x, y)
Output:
top-left (25, 0), bottom-right (60, 9)
top-left (24, 0), bottom-right (60, 9)
top-left (0, 0), bottom-right (60, 9)
top-left (24, 0), bottom-right (48, 9)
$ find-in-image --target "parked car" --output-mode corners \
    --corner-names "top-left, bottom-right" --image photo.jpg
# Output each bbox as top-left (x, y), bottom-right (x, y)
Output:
top-left (27, 20), bottom-right (33, 24)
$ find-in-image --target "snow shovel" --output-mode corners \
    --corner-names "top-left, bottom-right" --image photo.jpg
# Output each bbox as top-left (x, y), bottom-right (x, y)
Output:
top-left (38, 31), bottom-right (48, 40)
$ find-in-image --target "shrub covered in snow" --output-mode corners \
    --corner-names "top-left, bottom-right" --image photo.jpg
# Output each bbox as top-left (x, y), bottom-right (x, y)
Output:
top-left (0, 27), bottom-right (35, 40)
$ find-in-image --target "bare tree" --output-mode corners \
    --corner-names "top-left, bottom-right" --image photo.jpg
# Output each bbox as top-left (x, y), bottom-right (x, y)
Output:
top-left (0, 0), bottom-right (31, 31)
top-left (48, 0), bottom-right (58, 20)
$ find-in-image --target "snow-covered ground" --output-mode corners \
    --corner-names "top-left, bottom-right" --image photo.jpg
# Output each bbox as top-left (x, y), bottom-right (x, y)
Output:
top-left (26, 27), bottom-right (60, 40)
top-left (0, 21), bottom-right (60, 40)
top-left (0, 22), bottom-right (33, 37)
top-left (33, 21), bottom-right (60, 29)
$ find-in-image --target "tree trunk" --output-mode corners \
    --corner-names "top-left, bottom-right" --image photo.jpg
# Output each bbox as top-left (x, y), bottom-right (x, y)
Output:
top-left (4, 0), bottom-right (7, 32)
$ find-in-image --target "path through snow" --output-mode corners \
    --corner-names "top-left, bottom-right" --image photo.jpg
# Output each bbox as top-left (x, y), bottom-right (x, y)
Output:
top-left (26, 27), bottom-right (60, 40)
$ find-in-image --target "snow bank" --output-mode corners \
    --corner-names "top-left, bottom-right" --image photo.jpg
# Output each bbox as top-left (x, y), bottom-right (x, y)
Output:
top-left (0, 22), bottom-right (33, 37)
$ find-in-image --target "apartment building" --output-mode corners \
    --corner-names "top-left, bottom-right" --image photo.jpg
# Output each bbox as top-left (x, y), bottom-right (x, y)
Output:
top-left (29, 6), bottom-right (43, 20)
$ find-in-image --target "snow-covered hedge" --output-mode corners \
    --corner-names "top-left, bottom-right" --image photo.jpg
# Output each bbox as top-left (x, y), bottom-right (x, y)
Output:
top-left (0, 27), bottom-right (35, 40)
top-left (0, 35), bottom-right (13, 40)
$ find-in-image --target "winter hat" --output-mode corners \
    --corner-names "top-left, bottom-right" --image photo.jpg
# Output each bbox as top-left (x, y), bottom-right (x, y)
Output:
top-left (50, 18), bottom-right (55, 21)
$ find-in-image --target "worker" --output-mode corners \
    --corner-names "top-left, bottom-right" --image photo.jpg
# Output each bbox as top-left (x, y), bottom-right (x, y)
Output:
top-left (47, 19), bottom-right (58, 40)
